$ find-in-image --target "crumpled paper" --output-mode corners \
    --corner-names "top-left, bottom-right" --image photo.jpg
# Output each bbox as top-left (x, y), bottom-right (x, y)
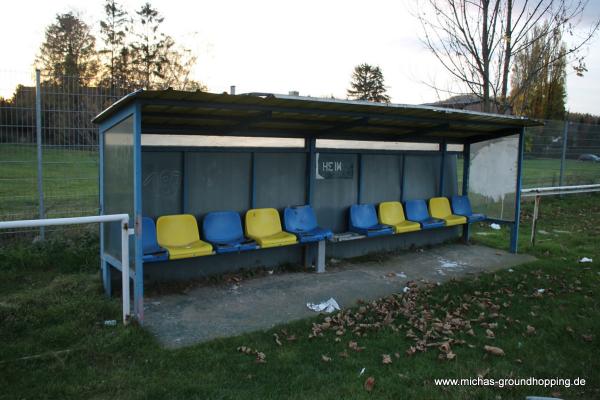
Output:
top-left (307, 297), bottom-right (341, 313)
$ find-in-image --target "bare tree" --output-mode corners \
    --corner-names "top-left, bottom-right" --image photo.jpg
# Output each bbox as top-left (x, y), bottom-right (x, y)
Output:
top-left (415, 0), bottom-right (599, 113)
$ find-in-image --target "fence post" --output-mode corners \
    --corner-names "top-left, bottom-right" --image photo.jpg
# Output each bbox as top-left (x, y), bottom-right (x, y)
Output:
top-left (559, 120), bottom-right (569, 188)
top-left (35, 69), bottom-right (45, 240)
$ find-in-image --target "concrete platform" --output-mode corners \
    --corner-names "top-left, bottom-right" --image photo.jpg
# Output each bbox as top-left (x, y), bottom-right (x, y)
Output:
top-left (144, 244), bottom-right (535, 348)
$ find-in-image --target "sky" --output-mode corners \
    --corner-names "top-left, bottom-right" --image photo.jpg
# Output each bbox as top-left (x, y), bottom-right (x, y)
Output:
top-left (1, 0), bottom-right (599, 114)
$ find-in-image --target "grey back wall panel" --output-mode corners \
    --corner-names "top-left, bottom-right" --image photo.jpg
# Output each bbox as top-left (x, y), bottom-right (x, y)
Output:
top-left (142, 152), bottom-right (183, 218)
top-left (361, 154), bottom-right (402, 204)
top-left (443, 156), bottom-right (458, 197)
top-left (403, 154), bottom-right (441, 200)
top-left (254, 153), bottom-right (306, 209)
top-left (184, 152), bottom-right (251, 217)
top-left (313, 153), bottom-right (358, 233)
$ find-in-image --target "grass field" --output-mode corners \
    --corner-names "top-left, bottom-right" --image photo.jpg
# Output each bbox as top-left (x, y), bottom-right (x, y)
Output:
top-left (1, 194), bottom-right (599, 399)
top-left (1, 144), bottom-right (598, 223)
top-left (0, 145), bottom-right (98, 220)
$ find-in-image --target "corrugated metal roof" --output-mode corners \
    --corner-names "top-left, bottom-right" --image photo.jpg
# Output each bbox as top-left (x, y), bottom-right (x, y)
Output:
top-left (93, 89), bottom-right (541, 144)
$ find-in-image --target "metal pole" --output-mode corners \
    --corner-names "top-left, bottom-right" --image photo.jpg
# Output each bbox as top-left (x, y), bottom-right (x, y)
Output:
top-left (462, 143), bottom-right (471, 242)
top-left (510, 128), bottom-right (526, 253)
top-left (35, 69), bottom-right (45, 240)
top-left (530, 195), bottom-right (541, 246)
top-left (559, 120), bottom-right (568, 188)
top-left (439, 140), bottom-right (447, 196)
top-left (357, 153), bottom-right (363, 203)
top-left (121, 219), bottom-right (131, 324)
top-left (306, 137), bottom-right (316, 205)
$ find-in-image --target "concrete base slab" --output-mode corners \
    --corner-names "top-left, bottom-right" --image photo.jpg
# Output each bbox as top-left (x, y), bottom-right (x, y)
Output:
top-left (144, 244), bottom-right (535, 348)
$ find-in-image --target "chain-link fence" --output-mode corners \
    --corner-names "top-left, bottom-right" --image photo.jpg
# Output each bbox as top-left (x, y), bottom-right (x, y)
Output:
top-left (524, 120), bottom-right (600, 188)
top-left (1, 69), bottom-right (600, 238)
top-left (0, 70), bottom-right (124, 238)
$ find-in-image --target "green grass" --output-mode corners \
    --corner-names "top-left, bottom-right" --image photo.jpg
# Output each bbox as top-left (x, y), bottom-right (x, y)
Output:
top-left (0, 145), bottom-right (98, 219)
top-left (1, 194), bottom-right (599, 399)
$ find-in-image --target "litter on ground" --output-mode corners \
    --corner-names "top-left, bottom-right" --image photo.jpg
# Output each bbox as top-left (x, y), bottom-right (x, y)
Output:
top-left (306, 298), bottom-right (341, 313)
top-left (579, 257), bottom-right (593, 263)
top-left (490, 223), bottom-right (501, 230)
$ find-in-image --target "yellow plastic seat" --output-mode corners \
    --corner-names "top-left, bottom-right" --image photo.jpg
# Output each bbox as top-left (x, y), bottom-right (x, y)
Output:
top-left (245, 208), bottom-right (297, 248)
top-left (378, 201), bottom-right (421, 234)
top-left (428, 197), bottom-right (467, 226)
top-left (156, 214), bottom-right (213, 259)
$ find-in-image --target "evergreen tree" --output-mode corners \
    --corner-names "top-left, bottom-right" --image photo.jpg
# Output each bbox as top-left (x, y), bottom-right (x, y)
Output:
top-left (99, 0), bottom-right (131, 90)
top-left (510, 23), bottom-right (567, 120)
top-left (36, 12), bottom-right (99, 85)
top-left (347, 64), bottom-right (390, 103)
top-left (130, 2), bottom-right (172, 89)
top-left (129, 2), bottom-right (204, 90)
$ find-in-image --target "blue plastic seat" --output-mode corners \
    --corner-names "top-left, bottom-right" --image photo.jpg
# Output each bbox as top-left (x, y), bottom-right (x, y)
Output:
top-left (349, 204), bottom-right (394, 237)
top-left (451, 195), bottom-right (486, 223)
top-left (404, 199), bottom-right (446, 229)
top-left (142, 217), bottom-right (169, 263)
top-left (203, 211), bottom-right (259, 254)
top-left (284, 205), bottom-right (333, 243)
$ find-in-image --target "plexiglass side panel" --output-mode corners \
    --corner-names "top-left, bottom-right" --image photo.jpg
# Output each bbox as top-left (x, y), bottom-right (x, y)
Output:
top-left (469, 135), bottom-right (518, 221)
top-left (103, 116), bottom-right (135, 263)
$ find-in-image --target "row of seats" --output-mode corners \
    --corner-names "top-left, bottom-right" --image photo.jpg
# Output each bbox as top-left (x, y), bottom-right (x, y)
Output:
top-left (142, 205), bottom-right (333, 262)
top-left (142, 195), bottom-right (484, 263)
top-left (349, 196), bottom-right (485, 237)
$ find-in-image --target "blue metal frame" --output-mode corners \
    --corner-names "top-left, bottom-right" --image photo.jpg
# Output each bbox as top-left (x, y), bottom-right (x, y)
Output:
top-left (510, 129), bottom-right (525, 253)
top-left (400, 155), bottom-right (406, 202)
top-left (250, 152), bottom-right (256, 208)
top-left (439, 140), bottom-right (447, 196)
top-left (357, 153), bottom-right (363, 204)
top-left (98, 105), bottom-right (137, 299)
top-left (181, 151), bottom-right (187, 213)
top-left (133, 103), bottom-right (144, 321)
top-left (461, 143), bottom-right (471, 242)
top-left (306, 137), bottom-right (316, 205)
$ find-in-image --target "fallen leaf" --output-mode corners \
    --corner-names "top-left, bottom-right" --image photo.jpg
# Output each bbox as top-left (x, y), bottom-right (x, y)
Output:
top-left (286, 334), bottom-right (297, 341)
top-left (255, 352), bottom-right (267, 363)
top-left (439, 342), bottom-right (451, 353)
top-left (322, 354), bottom-right (332, 362)
top-left (382, 354), bottom-right (393, 364)
top-left (349, 341), bottom-right (365, 352)
top-left (582, 334), bottom-right (594, 342)
top-left (273, 333), bottom-right (282, 346)
top-left (364, 376), bottom-right (375, 392)
top-left (406, 346), bottom-right (417, 356)
top-left (526, 325), bottom-right (536, 335)
top-left (484, 345), bottom-right (505, 356)
top-left (486, 329), bottom-right (495, 339)
top-left (338, 351), bottom-right (349, 358)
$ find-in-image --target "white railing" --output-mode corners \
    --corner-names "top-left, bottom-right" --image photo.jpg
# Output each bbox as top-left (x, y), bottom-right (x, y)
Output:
top-left (521, 184), bottom-right (600, 246)
top-left (521, 184), bottom-right (600, 197)
top-left (0, 214), bottom-right (133, 324)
